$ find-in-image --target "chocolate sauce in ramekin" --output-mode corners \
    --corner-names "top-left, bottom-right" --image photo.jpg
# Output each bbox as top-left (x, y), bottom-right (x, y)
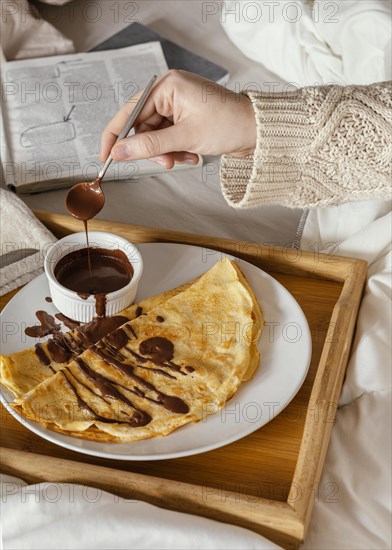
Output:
top-left (54, 248), bottom-right (133, 295)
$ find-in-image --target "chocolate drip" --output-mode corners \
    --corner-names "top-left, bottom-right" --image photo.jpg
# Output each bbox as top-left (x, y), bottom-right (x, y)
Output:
top-left (76, 315), bottom-right (129, 349)
top-left (126, 349), bottom-right (176, 379)
top-left (62, 368), bottom-right (150, 427)
top-left (25, 311), bottom-right (61, 338)
top-left (61, 370), bottom-right (95, 415)
top-left (127, 348), bottom-right (148, 364)
top-left (95, 341), bottom-right (127, 364)
top-left (55, 313), bottom-right (81, 330)
top-left (124, 339), bottom-right (191, 377)
top-left (45, 296), bottom-right (53, 303)
top-left (135, 306), bottom-right (143, 317)
top-left (57, 332), bottom-right (84, 356)
top-left (47, 337), bottom-right (72, 364)
top-left (75, 359), bottom-right (151, 426)
top-left (34, 344), bottom-right (54, 372)
top-left (94, 294), bottom-right (106, 318)
top-left (139, 337), bottom-right (174, 362)
top-left (156, 316), bottom-right (164, 323)
top-left (123, 325), bottom-right (137, 339)
top-left (137, 337), bottom-right (189, 376)
top-left (41, 315), bottom-right (129, 364)
top-left (92, 346), bottom-right (189, 414)
top-left (105, 328), bottom-right (128, 350)
top-left (83, 220), bottom-right (92, 277)
top-left (137, 364), bottom-right (176, 380)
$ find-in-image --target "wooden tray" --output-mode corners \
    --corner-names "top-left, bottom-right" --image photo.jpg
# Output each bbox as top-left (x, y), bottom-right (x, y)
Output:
top-left (0, 211), bottom-right (367, 549)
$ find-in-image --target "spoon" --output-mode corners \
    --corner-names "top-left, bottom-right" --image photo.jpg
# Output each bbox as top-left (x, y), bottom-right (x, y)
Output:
top-left (66, 74), bottom-right (158, 221)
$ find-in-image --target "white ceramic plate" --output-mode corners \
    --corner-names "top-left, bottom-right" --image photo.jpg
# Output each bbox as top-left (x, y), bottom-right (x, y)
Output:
top-left (0, 243), bottom-right (311, 460)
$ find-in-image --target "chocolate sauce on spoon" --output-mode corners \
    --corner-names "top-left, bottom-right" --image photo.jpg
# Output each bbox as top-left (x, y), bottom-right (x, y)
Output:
top-left (66, 178), bottom-right (105, 225)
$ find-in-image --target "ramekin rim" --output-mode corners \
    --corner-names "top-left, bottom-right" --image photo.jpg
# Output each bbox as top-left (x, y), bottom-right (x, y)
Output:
top-left (44, 231), bottom-right (143, 300)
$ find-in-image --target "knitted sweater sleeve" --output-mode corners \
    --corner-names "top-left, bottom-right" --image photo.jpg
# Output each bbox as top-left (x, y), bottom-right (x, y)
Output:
top-left (220, 82), bottom-right (391, 208)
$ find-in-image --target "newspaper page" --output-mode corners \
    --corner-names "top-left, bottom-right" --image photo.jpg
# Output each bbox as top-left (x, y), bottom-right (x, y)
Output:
top-left (1, 42), bottom-right (170, 193)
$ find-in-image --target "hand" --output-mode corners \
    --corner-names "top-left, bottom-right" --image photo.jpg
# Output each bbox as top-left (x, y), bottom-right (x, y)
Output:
top-left (100, 70), bottom-right (256, 169)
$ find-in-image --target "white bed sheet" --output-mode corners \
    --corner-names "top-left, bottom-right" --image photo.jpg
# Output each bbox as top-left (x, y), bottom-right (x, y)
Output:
top-left (301, 200), bottom-right (392, 549)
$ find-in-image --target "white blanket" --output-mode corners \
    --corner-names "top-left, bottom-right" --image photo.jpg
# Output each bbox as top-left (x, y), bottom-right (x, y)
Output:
top-left (301, 201), bottom-right (392, 549)
top-left (0, 474), bottom-right (279, 550)
top-left (222, 0), bottom-right (391, 85)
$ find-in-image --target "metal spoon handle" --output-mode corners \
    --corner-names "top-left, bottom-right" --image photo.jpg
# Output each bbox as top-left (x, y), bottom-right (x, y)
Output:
top-left (98, 74), bottom-right (158, 181)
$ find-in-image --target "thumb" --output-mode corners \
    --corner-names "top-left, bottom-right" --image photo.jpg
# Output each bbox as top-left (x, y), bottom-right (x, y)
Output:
top-left (111, 125), bottom-right (186, 162)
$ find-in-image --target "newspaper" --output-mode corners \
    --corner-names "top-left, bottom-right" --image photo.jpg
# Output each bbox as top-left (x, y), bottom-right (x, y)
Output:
top-left (0, 42), bottom-right (198, 193)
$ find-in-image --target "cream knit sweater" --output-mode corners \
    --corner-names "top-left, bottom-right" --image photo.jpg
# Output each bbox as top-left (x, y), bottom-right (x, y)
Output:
top-left (220, 81), bottom-right (391, 208)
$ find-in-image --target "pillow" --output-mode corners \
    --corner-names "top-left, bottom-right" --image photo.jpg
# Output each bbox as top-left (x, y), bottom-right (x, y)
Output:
top-left (1, 0), bottom-right (74, 61)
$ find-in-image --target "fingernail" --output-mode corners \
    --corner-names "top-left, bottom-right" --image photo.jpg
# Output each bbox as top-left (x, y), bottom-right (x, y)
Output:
top-left (112, 144), bottom-right (128, 160)
top-left (183, 158), bottom-right (197, 165)
top-left (183, 154), bottom-right (198, 165)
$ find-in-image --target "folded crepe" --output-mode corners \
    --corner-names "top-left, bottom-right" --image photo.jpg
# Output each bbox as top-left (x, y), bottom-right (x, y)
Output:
top-left (0, 281), bottom-right (193, 398)
top-left (8, 259), bottom-right (264, 442)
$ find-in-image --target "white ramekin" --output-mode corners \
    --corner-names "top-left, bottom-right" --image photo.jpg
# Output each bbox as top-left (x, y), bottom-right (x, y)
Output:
top-left (44, 231), bottom-right (143, 323)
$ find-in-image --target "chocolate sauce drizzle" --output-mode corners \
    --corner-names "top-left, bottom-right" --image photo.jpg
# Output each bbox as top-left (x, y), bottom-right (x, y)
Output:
top-left (76, 316), bottom-right (129, 349)
top-left (130, 337), bottom-right (193, 377)
top-left (61, 368), bottom-right (149, 427)
top-left (25, 311), bottom-right (61, 338)
top-left (101, 330), bottom-right (188, 380)
top-left (47, 336), bottom-right (72, 364)
top-left (34, 344), bottom-right (55, 372)
top-left (31, 312), bottom-right (192, 419)
top-left (74, 359), bottom-right (151, 426)
top-left (55, 313), bottom-right (81, 331)
top-left (104, 328), bottom-right (128, 350)
top-left (126, 349), bottom-right (176, 380)
top-left (92, 343), bottom-right (189, 414)
top-left (32, 314), bottom-right (129, 366)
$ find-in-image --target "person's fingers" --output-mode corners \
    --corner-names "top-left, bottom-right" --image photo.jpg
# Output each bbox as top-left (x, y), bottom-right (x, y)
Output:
top-left (100, 130), bottom-right (116, 162)
top-left (134, 113), bottom-right (168, 134)
top-left (149, 151), bottom-right (199, 169)
top-left (171, 152), bottom-right (199, 164)
top-left (100, 74), bottom-right (175, 162)
top-left (149, 154), bottom-right (175, 169)
top-left (100, 111), bottom-right (164, 163)
top-left (111, 124), bottom-right (188, 162)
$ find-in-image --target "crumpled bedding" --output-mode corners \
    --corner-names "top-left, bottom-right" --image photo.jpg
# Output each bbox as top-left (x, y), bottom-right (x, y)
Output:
top-left (0, 0), bottom-right (74, 63)
top-left (222, 0), bottom-right (391, 85)
top-left (0, 474), bottom-right (280, 550)
top-left (301, 200), bottom-right (392, 549)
